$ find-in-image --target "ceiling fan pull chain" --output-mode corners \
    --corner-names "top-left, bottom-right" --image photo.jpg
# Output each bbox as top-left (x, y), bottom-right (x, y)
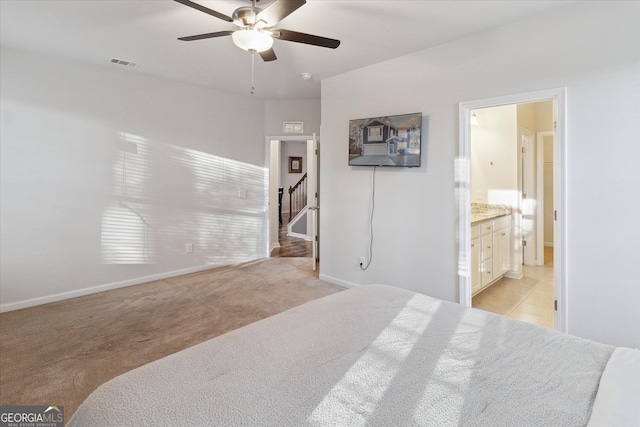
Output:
top-left (250, 50), bottom-right (256, 95)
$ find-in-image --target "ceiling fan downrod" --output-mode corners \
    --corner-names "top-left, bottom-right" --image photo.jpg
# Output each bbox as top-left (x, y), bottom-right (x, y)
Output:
top-left (249, 0), bottom-right (257, 95)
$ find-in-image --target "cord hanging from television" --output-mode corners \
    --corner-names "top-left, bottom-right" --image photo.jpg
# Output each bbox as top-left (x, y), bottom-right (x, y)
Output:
top-left (360, 166), bottom-right (376, 270)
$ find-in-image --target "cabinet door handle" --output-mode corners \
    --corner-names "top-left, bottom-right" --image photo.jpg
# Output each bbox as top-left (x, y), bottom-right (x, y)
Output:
top-left (471, 244), bottom-right (475, 248)
top-left (502, 232), bottom-right (506, 236)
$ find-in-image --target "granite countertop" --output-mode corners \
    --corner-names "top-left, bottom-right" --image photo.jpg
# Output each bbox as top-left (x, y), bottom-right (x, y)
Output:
top-left (471, 203), bottom-right (511, 225)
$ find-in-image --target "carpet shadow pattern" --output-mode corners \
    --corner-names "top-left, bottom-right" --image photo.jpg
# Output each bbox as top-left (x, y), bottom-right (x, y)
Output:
top-left (0, 257), bottom-right (343, 423)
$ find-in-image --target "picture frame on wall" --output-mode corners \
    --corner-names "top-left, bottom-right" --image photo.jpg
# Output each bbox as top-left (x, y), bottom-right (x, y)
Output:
top-left (288, 156), bottom-right (302, 173)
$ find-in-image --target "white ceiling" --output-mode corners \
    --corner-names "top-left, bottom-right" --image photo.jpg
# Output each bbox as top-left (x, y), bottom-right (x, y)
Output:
top-left (1, 0), bottom-right (579, 100)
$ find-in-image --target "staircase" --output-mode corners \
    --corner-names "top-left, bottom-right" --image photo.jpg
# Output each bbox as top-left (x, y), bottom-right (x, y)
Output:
top-left (288, 172), bottom-right (307, 222)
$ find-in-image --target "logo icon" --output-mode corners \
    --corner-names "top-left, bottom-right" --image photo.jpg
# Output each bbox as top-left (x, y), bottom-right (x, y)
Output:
top-left (0, 405), bottom-right (64, 427)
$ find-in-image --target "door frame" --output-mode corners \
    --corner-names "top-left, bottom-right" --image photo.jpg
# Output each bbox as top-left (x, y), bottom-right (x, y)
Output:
top-left (457, 87), bottom-right (567, 332)
top-left (307, 135), bottom-right (319, 271)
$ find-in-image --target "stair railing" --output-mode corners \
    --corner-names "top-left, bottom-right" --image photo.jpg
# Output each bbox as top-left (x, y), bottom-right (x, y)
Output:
top-left (288, 172), bottom-right (307, 222)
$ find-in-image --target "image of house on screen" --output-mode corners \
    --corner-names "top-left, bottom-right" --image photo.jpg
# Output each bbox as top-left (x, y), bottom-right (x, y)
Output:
top-left (348, 112), bottom-right (422, 167)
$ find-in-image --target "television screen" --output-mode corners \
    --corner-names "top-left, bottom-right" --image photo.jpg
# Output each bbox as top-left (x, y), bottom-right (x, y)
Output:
top-left (349, 112), bottom-right (422, 167)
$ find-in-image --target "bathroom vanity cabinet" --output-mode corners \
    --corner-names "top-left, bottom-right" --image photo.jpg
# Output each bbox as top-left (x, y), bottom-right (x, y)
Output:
top-left (471, 214), bottom-right (512, 295)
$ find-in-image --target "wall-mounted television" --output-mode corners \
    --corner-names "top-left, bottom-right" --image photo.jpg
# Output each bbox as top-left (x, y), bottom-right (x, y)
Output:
top-left (349, 112), bottom-right (422, 167)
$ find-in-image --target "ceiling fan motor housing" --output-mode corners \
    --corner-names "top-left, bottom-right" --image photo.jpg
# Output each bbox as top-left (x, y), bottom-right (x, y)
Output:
top-left (233, 7), bottom-right (264, 27)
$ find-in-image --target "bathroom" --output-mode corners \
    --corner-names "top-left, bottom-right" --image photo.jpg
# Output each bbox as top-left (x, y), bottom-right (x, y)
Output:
top-left (470, 101), bottom-right (555, 328)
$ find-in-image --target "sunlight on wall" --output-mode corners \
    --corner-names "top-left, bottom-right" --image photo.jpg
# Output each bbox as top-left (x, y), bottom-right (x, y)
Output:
top-left (486, 189), bottom-right (518, 207)
top-left (101, 132), bottom-right (268, 265)
top-left (102, 133), bottom-right (154, 264)
top-left (487, 189), bottom-right (526, 257)
top-left (521, 197), bottom-right (537, 234)
top-left (455, 157), bottom-right (471, 279)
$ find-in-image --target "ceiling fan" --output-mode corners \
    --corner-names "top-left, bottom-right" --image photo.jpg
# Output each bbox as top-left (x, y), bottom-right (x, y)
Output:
top-left (174, 0), bottom-right (341, 62)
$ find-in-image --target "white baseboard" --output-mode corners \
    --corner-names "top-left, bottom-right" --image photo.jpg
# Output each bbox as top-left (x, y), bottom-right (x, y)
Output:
top-left (0, 255), bottom-right (264, 313)
top-left (318, 273), bottom-right (359, 289)
top-left (287, 231), bottom-right (312, 241)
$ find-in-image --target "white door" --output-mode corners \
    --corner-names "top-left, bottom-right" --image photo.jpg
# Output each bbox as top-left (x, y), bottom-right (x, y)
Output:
top-left (307, 136), bottom-right (319, 271)
top-left (268, 139), bottom-right (281, 255)
top-left (521, 128), bottom-right (537, 265)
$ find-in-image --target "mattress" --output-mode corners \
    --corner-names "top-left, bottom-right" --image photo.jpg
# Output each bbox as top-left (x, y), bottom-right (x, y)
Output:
top-left (69, 284), bottom-right (623, 426)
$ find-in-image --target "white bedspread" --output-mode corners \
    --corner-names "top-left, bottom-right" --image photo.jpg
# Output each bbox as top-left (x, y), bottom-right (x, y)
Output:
top-left (69, 284), bottom-right (614, 426)
top-left (587, 347), bottom-right (640, 426)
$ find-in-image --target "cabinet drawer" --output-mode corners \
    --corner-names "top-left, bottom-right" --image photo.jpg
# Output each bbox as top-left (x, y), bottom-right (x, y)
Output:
top-left (481, 222), bottom-right (493, 235)
top-left (481, 259), bottom-right (493, 286)
top-left (481, 235), bottom-right (493, 261)
top-left (471, 238), bottom-right (480, 251)
top-left (471, 225), bottom-right (480, 239)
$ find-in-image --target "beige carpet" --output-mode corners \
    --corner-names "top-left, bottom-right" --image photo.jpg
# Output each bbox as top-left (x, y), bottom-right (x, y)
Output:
top-left (0, 257), bottom-right (343, 423)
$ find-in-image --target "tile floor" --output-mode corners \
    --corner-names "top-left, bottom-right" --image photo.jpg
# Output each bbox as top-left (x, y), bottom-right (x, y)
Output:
top-left (473, 247), bottom-right (555, 329)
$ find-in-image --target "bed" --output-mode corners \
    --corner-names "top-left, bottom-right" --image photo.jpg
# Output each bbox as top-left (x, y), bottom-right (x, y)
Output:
top-left (69, 284), bottom-right (639, 426)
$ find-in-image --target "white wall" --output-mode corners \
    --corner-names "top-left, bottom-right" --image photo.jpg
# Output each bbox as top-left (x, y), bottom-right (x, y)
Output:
top-left (264, 99), bottom-right (321, 136)
top-left (470, 105), bottom-right (518, 204)
top-left (0, 47), bottom-right (268, 311)
top-left (320, 1), bottom-right (640, 348)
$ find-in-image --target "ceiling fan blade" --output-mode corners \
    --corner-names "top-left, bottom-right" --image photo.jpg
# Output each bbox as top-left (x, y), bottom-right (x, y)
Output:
top-left (178, 30), bottom-right (234, 41)
top-left (173, 0), bottom-right (233, 22)
top-left (274, 29), bottom-right (340, 49)
top-left (257, 0), bottom-right (306, 26)
top-left (259, 48), bottom-right (277, 62)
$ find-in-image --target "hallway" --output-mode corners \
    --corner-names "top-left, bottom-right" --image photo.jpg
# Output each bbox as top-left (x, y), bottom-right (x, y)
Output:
top-left (271, 223), bottom-right (312, 258)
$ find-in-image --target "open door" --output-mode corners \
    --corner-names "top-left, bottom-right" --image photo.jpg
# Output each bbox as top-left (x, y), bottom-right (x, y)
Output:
top-left (307, 135), bottom-right (319, 271)
top-left (521, 128), bottom-right (537, 265)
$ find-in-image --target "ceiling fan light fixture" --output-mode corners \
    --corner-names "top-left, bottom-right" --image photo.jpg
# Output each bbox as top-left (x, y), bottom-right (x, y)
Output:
top-left (232, 28), bottom-right (274, 53)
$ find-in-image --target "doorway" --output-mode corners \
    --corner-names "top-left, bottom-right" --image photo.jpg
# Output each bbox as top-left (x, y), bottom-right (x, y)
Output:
top-left (268, 136), bottom-right (319, 269)
top-left (457, 88), bottom-right (566, 332)
top-left (469, 103), bottom-right (554, 328)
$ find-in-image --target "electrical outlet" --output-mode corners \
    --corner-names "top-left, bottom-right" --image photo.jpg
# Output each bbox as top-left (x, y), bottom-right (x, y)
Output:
top-left (185, 243), bottom-right (193, 253)
top-left (358, 256), bottom-right (366, 267)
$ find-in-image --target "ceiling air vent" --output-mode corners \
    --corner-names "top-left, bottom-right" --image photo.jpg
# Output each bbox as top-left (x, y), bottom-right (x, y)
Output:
top-left (109, 58), bottom-right (138, 68)
top-left (283, 122), bottom-right (304, 133)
